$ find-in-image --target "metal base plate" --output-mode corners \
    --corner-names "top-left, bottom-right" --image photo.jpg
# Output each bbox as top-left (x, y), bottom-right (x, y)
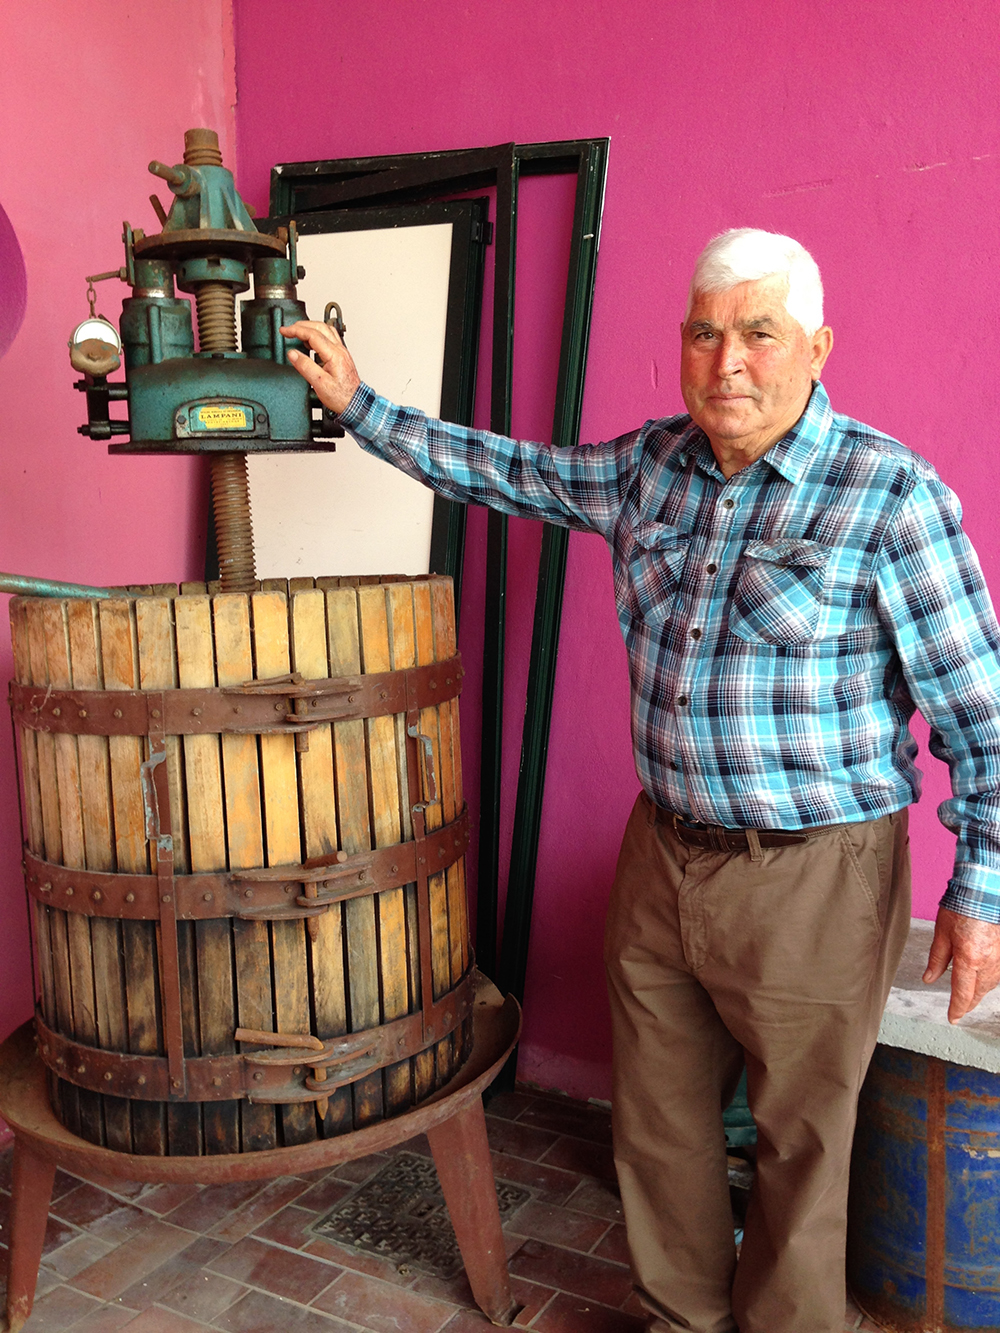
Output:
top-left (311, 1150), bottom-right (530, 1278)
top-left (107, 438), bottom-right (339, 454)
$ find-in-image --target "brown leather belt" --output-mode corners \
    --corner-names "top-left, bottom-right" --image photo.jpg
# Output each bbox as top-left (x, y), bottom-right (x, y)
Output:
top-left (664, 811), bottom-right (810, 852)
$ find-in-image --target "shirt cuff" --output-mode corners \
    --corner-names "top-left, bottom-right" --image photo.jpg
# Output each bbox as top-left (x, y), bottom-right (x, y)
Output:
top-left (338, 382), bottom-right (378, 433)
top-left (940, 874), bottom-right (1000, 924)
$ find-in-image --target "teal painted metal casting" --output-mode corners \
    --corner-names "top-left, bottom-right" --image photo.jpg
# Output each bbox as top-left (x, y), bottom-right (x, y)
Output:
top-left (71, 128), bottom-right (339, 457)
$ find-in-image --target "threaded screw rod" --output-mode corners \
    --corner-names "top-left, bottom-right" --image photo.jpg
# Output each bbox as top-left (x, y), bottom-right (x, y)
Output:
top-left (211, 452), bottom-right (256, 594)
top-left (193, 275), bottom-right (255, 593)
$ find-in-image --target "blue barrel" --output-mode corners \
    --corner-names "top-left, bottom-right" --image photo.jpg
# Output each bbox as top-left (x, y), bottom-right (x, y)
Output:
top-left (848, 1043), bottom-right (1000, 1331)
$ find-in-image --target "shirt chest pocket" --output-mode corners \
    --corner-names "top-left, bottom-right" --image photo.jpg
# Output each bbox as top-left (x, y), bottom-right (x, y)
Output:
top-left (627, 522), bottom-right (690, 626)
top-left (729, 537), bottom-right (833, 645)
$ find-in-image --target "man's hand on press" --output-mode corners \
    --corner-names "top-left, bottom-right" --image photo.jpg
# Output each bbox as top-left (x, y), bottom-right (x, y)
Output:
top-left (279, 319), bottom-right (361, 417)
top-left (923, 907), bottom-right (1000, 1023)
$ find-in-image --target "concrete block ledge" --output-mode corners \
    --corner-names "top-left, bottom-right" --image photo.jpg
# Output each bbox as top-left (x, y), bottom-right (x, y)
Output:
top-left (878, 918), bottom-right (1000, 1072)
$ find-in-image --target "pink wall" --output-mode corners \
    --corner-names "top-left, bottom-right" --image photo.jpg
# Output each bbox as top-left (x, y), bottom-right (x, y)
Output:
top-left (0, 2), bottom-right (994, 1112)
top-left (0, 1), bottom-right (237, 1061)
top-left (235, 0), bottom-right (1000, 1100)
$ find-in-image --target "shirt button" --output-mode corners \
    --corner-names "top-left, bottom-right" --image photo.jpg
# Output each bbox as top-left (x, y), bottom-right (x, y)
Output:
top-left (676, 695), bottom-right (689, 706)
top-left (690, 628), bottom-right (702, 640)
top-left (669, 761), bottom-right (679, 771)
top-left (722, 498), bottom-right (736, 509)
top-left (706, 562), bottom-right (718, 574)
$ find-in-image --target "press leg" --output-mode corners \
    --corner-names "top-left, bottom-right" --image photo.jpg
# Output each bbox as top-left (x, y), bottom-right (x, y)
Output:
top-left (5, 1136), bottom-right (57, 1333)
top-left (426, 1099), bottom-right (518, 1327)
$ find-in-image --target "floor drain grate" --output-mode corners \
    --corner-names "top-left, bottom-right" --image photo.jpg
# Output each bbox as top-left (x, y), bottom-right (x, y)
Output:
top-left (311, 1150), bottom-right (531, 1278)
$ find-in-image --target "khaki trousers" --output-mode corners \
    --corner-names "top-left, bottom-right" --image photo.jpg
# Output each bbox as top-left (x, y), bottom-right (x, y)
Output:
top-left (604, 794), bottom-right (912, 1333)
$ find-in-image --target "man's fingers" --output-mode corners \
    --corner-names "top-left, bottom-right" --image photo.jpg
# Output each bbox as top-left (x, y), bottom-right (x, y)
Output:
top-left (280, 319), bottom-right (343, 358)
top-left (284, 347), bottom-right (325, 388)
top-left (947, 956), bottom-right (979, 1022)
top-left (922, 930), bottom-right (952, 984)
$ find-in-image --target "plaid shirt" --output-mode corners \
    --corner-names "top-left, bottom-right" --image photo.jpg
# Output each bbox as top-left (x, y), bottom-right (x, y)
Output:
top-left (342, 381), bottom-right (1000, 922)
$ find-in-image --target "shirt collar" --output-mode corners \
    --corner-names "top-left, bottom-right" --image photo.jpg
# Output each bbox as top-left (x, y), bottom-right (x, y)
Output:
top-left (677, 382), bottom-right (835, 484)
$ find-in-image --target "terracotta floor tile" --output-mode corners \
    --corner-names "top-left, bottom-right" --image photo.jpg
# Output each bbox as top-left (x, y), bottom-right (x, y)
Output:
top-left (75, 1171), bottom-right (150, 1200)
top-left (159, 1270), bottom-right (245, 1321)
top-left (406, 1265), bottom-right (477, 1307)
top-left (489, 1150), bottom-right (581, 1206)
top-left (52, 1167), bottom-right (84, 1200)
top-left (70, 1220), bottom-right (200, 1300)
top-left (411, 1273), bottom-right (554, 1328)
top-left (484, 1117), bottom-right (559, 1162)
top-left (114, 1308), bottom-right (215, 1331)
top-left (508, 1238), bottom-right (633, 1308)
top-left (293, 1166), bottom-right (338, 1183)
top-left (14, 1282), bottom-right (103, 1332)
top-left (293, 1176), bottom-right (356, 1215)
top-left (530, 1291), bottom-right (646, 1332)
top-left (539, 1137), bottom-right (618, 1183)
top-left (303, 1234), bottom-right (414, 1286)
top-left (330, 1152), bottom-right (391, 1184)
top-left (134, 1184), bottom-right (202, 1217)
top-left (388, 1132), bottom-right (434, 1158)
top-left (517, 1098), bottom-right (613, 1147)
top-left (439, 1309), bottom-right (505, 1330)
top-left (251, 1202), bottom-right (315, 1249)
top-left (506, 1199), bottom-right (610, 1253)
top-left (43, 1231), bottom-right (114, 1279)
top-left (211, 1288), bottom-right (356, 1332)
top-left (592, 1223), bottom-right (630, 1265)
top-left (116, 1236), bottom-right (230, 1311)
top-left (621, 1290), bottom-right (647, 1318)
top-left (51, 1183), bottom-right (146, 1231)
top-left (161, 1182), bottom-right (264, 1234)
top-left (313, 1268), bottom-right (455, 1332)
top-left (483, 1090), bottom-right (538, 1121)
top-left (40, 1209), bottom-right (81, 1257)
top-left (206, 1235), bottom-right (339, 1304)
top-left (72, 1304), bottom-right (143, 1331)
top-left (564, 1179), bottom-right (624, 1222)
top-left (208, 1176), bottom-right (311, 1242)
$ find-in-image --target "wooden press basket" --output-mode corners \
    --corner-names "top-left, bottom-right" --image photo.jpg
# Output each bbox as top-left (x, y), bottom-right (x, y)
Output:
top-left (8, 575), bottom-right (473, 1155)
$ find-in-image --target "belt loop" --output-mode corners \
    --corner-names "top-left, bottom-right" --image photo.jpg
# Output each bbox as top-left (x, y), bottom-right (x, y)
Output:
top-left (746, 827), bottom-right (764, 862)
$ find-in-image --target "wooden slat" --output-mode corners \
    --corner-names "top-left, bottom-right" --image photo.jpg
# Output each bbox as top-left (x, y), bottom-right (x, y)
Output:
top-left (412, 580), bottom-right (455, 1092)
top-left (304, 587), bottom-right (357, 1137)
top-left (214, 592), bottom-right (275, 1153)
top-left (42, 600), bottom-right (94, 1139)
top-left (323, 587), bottom-right (382, 1129)
top-left (136, 596), bottom-right (201, 1156)
top-left (67, 602), bottom-right (114, 875)
top-left (359, 585), bottom-right (409, 1120)
top-left (100, 598), bottom-right (164, 1155)
top-left (10, 603), bottom-right (57, 1121)
top-left (431, 578), bottom-right (469, 987)
top-left (176, 594), bottom-right (238, 1156)
top-left (66, 599), bottom-right (128, 1149)
top-left (385, 582), bottom-right (423, 1113)
top-left (24, 602), bottom-right (81, 1132)
top-left (278, 587), bottom-right (338, 1145)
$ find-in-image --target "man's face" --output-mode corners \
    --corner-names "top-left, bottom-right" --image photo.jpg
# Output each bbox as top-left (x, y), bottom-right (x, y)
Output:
top-left (680, 276), bottom-right (832, 463)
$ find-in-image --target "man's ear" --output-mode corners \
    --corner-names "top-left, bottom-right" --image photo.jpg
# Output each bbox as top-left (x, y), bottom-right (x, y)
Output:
top-left (810, 326), bottom-right (833, 379)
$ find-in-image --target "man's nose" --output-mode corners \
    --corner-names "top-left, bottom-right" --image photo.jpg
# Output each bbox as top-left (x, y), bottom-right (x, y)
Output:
top-left (716, 333), bottom-right (745, 377)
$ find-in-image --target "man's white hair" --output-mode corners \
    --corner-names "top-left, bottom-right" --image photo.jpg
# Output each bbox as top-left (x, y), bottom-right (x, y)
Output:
top-left (686, 229), bottom-right (824, 337)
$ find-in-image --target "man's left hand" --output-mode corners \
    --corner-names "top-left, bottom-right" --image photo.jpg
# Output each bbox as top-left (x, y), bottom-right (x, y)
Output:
top-left (923, 907), bottom-right (1000, 1023)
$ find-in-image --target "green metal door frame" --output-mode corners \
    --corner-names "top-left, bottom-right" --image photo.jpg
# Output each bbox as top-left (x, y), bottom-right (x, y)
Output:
top-left (269, 142), bottom-right (610, 1083)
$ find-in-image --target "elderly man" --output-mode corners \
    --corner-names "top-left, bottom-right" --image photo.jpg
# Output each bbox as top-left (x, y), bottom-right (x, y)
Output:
top-left (282, 229), bottom-right (1000, 1333)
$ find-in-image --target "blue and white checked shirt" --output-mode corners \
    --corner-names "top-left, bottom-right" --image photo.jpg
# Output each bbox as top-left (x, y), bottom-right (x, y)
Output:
top-left (341, 381), bottom-right (1000, 922)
